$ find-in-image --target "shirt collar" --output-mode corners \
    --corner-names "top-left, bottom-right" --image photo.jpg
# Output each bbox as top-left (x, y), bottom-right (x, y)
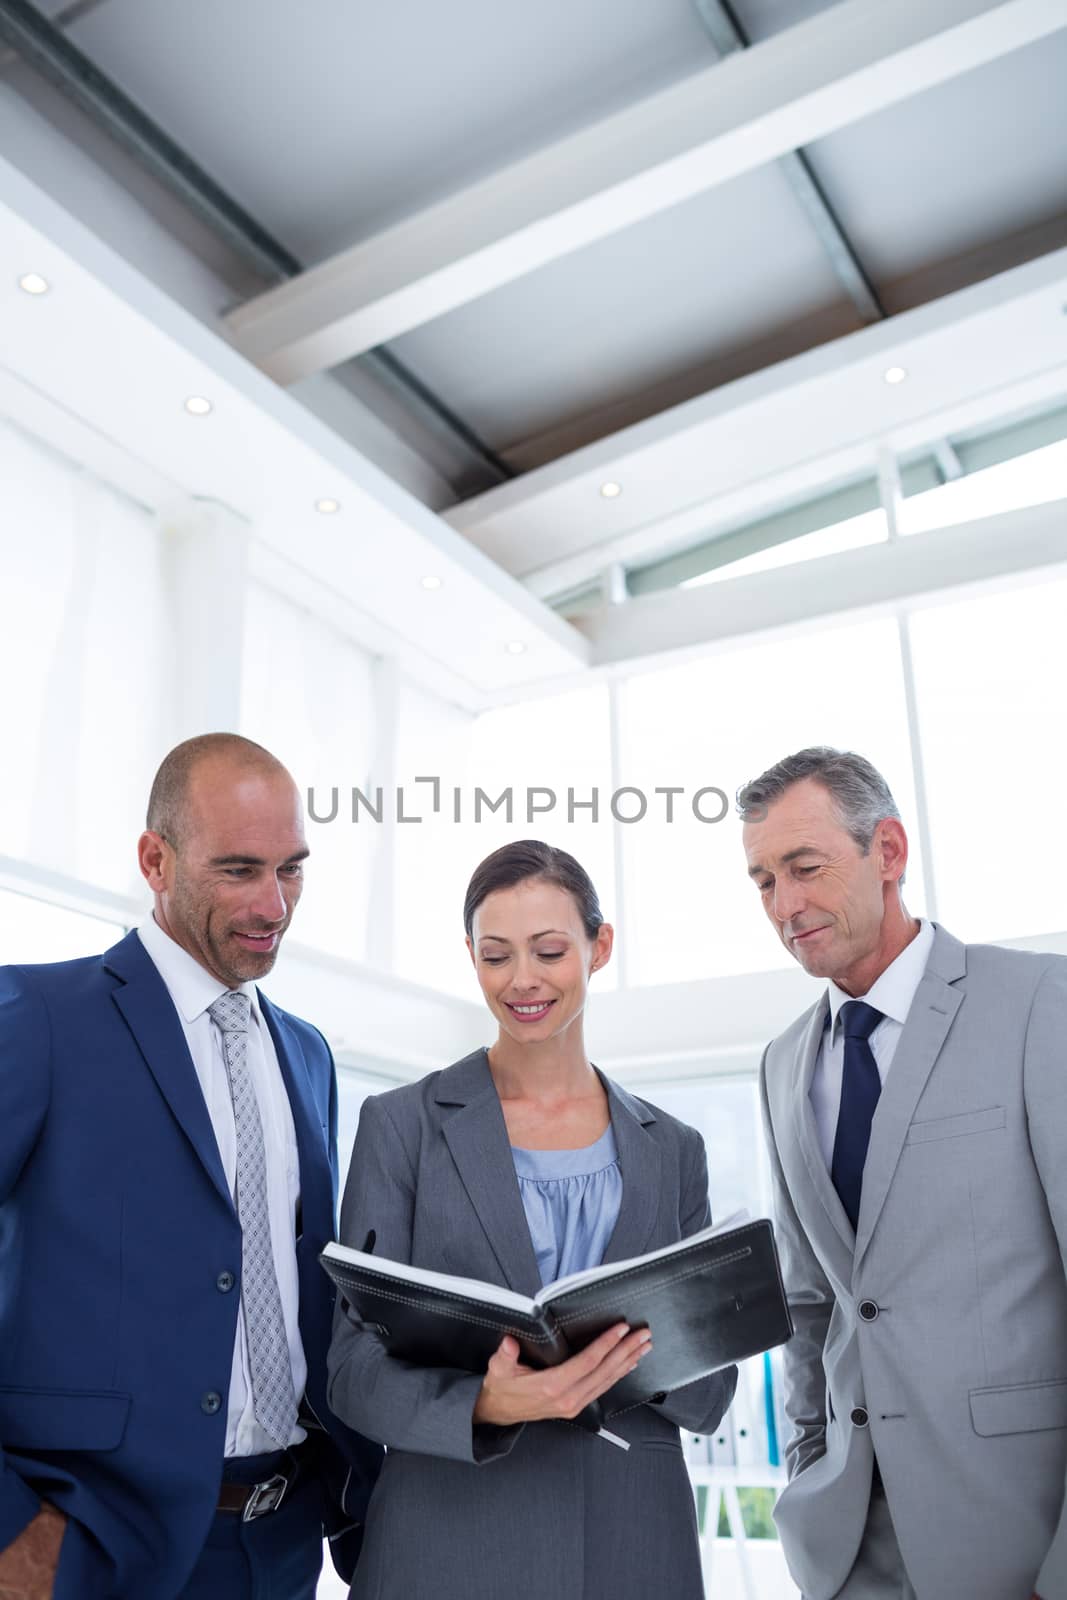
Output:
top-left (137, 912), bottom-right (260, 1025)
top-left (827, 918), bottom-right (935, 1040)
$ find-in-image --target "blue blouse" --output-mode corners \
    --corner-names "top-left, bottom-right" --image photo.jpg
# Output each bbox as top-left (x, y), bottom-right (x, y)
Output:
top-left (511, 1124), bottom-right (622, 1288)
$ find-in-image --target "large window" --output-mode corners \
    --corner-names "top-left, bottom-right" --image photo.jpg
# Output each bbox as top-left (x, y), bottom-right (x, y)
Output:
top-left (242, 581), bottom-right (377, 964)
top-left (0, 421), bottom-right (168, 899)
top-left (909, 573), bottom-right (1067, 943)
top-left (615, 617), bottom-right (927, 986)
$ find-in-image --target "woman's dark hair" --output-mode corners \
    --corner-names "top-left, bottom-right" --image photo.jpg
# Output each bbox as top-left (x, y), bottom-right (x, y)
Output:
top-left (463, 840), bottom-right (604, 941)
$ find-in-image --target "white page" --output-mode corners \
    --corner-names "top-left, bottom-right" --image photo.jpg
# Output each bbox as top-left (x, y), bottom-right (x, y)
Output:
top-left (322, 1208), bottom-right (752, 1318)
top-left (321, 1241), bottom-right (540, 1317)
top-left (535, 1210), bottom-right (751, 1305)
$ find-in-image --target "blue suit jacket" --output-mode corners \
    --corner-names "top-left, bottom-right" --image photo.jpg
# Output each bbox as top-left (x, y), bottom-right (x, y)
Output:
top-left (0, 929), bottom-right (382, 1599)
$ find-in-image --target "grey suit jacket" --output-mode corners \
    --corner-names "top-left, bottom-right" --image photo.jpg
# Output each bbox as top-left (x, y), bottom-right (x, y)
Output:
top-left (327, 1048), bottom-right (736, 1600)
top-left (761, 924), bottom-right (1067, 1600)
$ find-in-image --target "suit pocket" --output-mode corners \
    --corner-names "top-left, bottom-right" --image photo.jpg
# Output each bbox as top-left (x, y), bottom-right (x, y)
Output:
top-left (970, 1378), bottom-right (1067, 1437)
top-left (905, 1105), bottom-right (1006, 1144)
top-left (0, 1387), bottom-right (132, 1452)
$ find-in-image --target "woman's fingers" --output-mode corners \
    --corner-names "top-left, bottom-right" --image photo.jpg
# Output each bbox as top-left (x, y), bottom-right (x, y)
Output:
top-left (562, 1321), bottom-right (633, 1378)
top-left (549, 1325), bottom-right (652, 1416)
top-left (478, 1325), bottom-right (653, 1424)
top-left (578, 1326), bottom-right (652, 1398)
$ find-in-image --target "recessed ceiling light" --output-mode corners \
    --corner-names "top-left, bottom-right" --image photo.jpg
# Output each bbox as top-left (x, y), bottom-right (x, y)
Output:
top-left (600, 480), bottom-right (623, 499)
top-left (883, 366), bottom-right (908, 386)
top-left (18, 272), bottom-right (50, 296)
top-left (505, 640), bottom-right (527, 656)
top-left (314, 497), bottom-right (341, 514)
top-left (420, 575), bottom-right (443, 591)
top-left (184, 395), bottom-right (213, 416)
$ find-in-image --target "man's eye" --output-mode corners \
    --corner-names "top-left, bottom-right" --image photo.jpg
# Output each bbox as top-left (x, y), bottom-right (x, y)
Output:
top-left (281, 864), bottom-right (304, 877)
top-left (756, 880), bottom-right (772, 893)
top-left (796, 865), bottom-right (819, 876)
top-left (225, 868), bottom-right (251, 879)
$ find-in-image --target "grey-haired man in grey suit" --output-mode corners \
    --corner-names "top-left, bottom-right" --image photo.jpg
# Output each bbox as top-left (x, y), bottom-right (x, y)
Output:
top-left (739, 747), bottom-right (1067, 1600)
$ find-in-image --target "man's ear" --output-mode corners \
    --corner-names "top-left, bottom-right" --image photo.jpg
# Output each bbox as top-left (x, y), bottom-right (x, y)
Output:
top-left (138, 830), bottom-right (169, 892)
top-left (876, 818), bottom-right (908, 885)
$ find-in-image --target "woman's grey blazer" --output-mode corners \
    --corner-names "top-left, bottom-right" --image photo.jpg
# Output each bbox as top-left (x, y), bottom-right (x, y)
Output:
top-left (327, 1047), bottom-right (737, 1600)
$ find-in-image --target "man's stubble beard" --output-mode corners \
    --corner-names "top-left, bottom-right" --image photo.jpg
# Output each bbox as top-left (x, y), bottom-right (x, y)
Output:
top-left (172, 878), bottom-right (284, 988)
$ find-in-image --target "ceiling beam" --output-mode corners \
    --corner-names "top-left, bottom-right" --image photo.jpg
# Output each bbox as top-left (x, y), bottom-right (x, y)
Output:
top-left (224, 0), bottom-right (1066, 383)
top-left (578, 498), bottom-right (1067, 668)
top-left (692, 0), bottom-right (885, 323)
top-left (445, 244), bottom-right (1067, 596)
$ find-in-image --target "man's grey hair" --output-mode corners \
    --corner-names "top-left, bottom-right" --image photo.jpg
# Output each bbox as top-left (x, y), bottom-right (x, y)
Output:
top-left (736, 746), bottom-right (901, 855)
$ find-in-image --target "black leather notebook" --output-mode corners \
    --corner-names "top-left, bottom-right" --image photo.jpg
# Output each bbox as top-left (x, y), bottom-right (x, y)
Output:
top-left (321, 1216), bottom-right (792, 1430)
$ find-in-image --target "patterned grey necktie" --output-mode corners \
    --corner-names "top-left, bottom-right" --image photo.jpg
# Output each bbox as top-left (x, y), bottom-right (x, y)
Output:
top-left (208, 990), bottom-right (298, 1447)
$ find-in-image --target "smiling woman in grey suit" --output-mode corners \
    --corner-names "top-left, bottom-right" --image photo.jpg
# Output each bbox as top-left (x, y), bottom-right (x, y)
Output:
top-left (327, 839), bottom-right (736, 1599)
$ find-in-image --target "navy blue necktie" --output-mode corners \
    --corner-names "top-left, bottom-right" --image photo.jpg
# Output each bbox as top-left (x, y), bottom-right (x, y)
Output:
top-left (831, 1000), bottom-right (884, 1232)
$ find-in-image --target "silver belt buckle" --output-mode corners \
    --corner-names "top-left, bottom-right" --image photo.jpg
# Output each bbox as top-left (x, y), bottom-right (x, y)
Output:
top-left (243, 1472), bottom-right (288, 1521)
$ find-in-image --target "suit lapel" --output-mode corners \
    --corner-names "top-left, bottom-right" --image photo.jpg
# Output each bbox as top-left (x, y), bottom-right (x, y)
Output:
top-left (600, 1076), bottom-right (661, 1264)
top-left (854, 928), bottom-right (966, 1270)
top-left (104, 931), bottom-right (232, 1212)
top-left (259, 995), bottom-right (333, 1228)
top-left (438, 1051), bottom-right (542, 1296)
top-left (260, 995), bottom-right (336, 1379)
top-left (791, 994), bottom-right (857, 1258)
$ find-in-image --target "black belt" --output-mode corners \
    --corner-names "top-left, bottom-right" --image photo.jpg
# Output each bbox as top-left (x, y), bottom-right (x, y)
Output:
top-left (217, 1448), bottom-right (302, 1521)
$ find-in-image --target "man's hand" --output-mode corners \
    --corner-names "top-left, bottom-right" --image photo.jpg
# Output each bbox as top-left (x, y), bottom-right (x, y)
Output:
top-left (473, 1322), bottom-right (652, 1427)
top-left (0, 1503), bottom-right (66, 1600)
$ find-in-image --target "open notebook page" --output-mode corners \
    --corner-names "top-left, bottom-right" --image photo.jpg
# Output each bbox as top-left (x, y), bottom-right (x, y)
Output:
top-left (321, 1208), bottom-right (749, 1317)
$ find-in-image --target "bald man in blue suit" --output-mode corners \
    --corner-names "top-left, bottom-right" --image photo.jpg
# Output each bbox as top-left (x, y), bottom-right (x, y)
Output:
top-left (0, 734), bottom-right (381, 1599)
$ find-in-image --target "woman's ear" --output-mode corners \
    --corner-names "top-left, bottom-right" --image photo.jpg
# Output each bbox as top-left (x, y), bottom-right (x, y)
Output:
top-left (466, 935), bottom-right (477, 969)
top-left (590, 922), bottom-right (614, 974)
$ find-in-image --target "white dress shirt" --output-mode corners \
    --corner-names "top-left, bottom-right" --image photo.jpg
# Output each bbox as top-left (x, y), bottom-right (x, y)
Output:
top-left (810, 919), bottom-right (935, 1171)
top-left (138, 913), bottom-right (307, 1455)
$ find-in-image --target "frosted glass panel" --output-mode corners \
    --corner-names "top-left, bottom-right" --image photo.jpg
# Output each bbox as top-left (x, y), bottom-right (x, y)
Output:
top-left (391, 679), bottom-right (478, 1002)
top-left (616, 619), bottom-right (924, 985)
top-left (0, 423), bottom-right (167, 898)
top-left (241, 582), bottom-right (376, 964)
top-left (909, 575), bottom-right (1067, 942)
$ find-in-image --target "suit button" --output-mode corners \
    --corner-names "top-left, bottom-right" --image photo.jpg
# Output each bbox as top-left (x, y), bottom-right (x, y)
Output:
top-left (858, 1300), bottom-right (879, 1321)
top-left (216, 1271), bottom-right (235, 1293)
top-left (851, 1406), bottom-right (869, 1427)
top-left (201, 1391), bottom-right (222, 1415)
